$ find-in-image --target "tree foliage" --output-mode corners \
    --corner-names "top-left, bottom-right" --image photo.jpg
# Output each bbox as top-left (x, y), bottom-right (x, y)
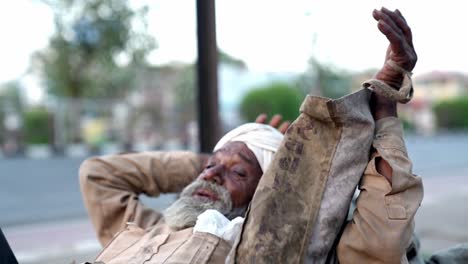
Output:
top-left (433, 97), bottom-right (468, 129)
top-left (219, 50), bottom-right (247, 69)
top-left (297, 58), bottom-right (352, 99)
top-left (173, 50), bottom-right (247, 124)
top-left (34, 0), bottom-right (156, 98)
top-left (0, 82), bottom-right (24, 139)
top-left (174, 65), bottom-right (196, 123)
top-left (0, 81), bottom-right (23, 113)
top-left (23, 107), bottom-right (52, 144)
top-left (240, 82), bottom-right (302, 122)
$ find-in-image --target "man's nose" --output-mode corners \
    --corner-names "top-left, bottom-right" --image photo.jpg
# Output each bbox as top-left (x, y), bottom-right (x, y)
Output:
top-left (201, 165), bottom-right (224, 185)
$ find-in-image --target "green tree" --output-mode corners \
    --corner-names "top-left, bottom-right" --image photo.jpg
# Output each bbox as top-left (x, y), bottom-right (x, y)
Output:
top-left (240, 82), bottom-right (302, 122)
top-left (0, 81), bottom-right (23, 113)
top-left (297, 57), bottom-right (352, 99)
top-left (0, 81), bottom-right (24, 143)
top-left (433, 97), bottom-right (468, 129)
top-left (34, 0), bottom-right (156, 99)
top-left (174, 65), bottom-right (196, 124)
top-left (23, 107), bottom-right (52, 145)
top-left (33, 0), bottom-right (156, 142)
top-left (218, 50), bottom-right (247, 69)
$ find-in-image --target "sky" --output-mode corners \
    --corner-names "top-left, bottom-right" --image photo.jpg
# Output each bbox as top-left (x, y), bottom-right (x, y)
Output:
top-left (148, 0), bottom-right (468, 74)
top-left (1, 0), bottom-right (467, 103)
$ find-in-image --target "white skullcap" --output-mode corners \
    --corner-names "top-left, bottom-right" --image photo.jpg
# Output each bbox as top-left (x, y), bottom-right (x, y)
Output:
top-left (213, 123), bottom-right (284, 173)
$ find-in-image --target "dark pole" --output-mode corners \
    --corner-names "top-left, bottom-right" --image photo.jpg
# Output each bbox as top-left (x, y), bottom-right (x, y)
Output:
top-left (196, 0), bottom-right (220, 153)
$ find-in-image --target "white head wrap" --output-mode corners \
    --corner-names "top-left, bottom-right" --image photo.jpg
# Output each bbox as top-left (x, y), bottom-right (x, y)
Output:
top-left (213, 123), bottom-right (284, 173)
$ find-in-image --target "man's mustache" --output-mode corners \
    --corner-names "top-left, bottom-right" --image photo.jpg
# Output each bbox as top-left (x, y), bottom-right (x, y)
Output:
top-left (163, 179), bottom-right (233, 230)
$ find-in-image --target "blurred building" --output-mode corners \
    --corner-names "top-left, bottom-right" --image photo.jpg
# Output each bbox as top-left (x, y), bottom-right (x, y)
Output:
top-left (350, 70), bottom-right (468, 135)
top-left (128, 64), bottom-right (186, 151)
top-left (408, 71), bottom-right (468, 134)
top-left (413, 71), bottom-right (468, 102)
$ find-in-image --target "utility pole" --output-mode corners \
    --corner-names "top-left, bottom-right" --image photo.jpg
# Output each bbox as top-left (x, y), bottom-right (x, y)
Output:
top-left (196, 0), bottom-right (220, 153)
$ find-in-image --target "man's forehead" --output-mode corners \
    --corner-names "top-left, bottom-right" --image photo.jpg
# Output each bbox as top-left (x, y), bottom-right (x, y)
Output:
top-left (215, 142), bottom-right (256, 164)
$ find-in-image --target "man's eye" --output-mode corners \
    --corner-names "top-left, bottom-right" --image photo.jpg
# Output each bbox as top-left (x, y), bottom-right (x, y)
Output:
top-left (205, 164), bottom-right (215, 169)
top-left (235, 170), bottom-right (246, 177)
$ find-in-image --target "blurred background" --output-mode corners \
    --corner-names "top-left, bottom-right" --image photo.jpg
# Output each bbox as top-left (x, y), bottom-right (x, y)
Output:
top-left (0, 0), bottom-right (467, 263)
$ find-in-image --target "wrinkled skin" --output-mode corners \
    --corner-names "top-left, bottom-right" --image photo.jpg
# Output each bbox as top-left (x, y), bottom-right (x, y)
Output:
top-left (370, 8), bottom-right (418, 183)
top-left (198, 141), bottom-right (263, 209)
top-left (372, 7), bottom-right (418, 120)
top-left (194, 115), bottom-right (289, 211)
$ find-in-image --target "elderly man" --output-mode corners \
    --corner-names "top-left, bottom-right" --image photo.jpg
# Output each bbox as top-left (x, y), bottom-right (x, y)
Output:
top-left (80, 8), bottom-right (422, 264)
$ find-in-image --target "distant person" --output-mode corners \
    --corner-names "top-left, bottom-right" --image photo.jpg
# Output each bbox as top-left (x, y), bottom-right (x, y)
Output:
top-left (78, 7), bottom-right (437, 263)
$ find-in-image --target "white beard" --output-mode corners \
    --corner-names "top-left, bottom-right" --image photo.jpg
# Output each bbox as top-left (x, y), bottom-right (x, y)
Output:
top-left (163, 179), bottom-right (247, 230)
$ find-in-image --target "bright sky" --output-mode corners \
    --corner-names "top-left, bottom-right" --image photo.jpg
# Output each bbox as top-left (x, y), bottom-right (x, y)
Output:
top-left (1, 0), bottom-right (467, 102)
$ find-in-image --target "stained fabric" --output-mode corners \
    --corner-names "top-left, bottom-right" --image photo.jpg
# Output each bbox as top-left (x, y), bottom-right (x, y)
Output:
top-left (232, 89), bottom-right (376, 263)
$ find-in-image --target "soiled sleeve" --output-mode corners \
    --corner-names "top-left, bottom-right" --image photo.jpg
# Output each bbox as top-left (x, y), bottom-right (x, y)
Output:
top-left (337, 117), bottom-right (424, 263)
top-left (79, 151), bottom-right (202, 246)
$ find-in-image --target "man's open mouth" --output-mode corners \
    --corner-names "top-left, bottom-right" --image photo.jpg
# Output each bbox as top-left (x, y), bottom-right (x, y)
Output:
top-left (193, 188), bottom-right (219, 201)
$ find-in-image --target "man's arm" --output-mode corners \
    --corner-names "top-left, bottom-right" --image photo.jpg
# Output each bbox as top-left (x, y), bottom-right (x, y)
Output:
top-left (79, 151), bottom-right (203, 246)
top-left (370, 7), bottom-right (417, 184)
top-left (337, 8), bottom-right (423, 263)
top-left (337, 117), bottom-right (423, 263)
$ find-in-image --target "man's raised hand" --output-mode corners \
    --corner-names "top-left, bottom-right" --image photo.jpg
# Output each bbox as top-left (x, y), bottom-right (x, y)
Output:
top-left (373, 7), bottom-right (417, 89)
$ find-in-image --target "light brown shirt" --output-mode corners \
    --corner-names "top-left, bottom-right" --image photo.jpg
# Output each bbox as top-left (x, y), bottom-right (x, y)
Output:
top-left (79, 118), bottom-right (423, 264)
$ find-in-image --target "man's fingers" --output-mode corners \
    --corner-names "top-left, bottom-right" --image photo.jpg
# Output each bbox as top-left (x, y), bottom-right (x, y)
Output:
top-left (379, 8), bottom-right (414, 49)
top-left (255, 113), bottom-right (268, 124)
top-left (377, 20), bottom-right (404, 54)
top-left (395, 9), bottom-right (414, 47)
top-left (254, 113), bottom-right (289, 133)
top-left (395, 9), bottom-right (406, 21)
top-left (375, 8), bottom-right (404, 39)
top-left (384, 8), bottom-right (413, 47)
top-left (278, 122), bottom-right (290, 134)
top-left (269, 114), bottom-right (283, 128)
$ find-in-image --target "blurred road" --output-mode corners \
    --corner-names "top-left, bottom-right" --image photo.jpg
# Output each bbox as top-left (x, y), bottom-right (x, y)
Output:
top-left (405, 133), bottom-right (468, 178)
top-left (0, 156), bottom-right (177, 263)
top-left (0, 157), bottom-right (178, 227)
top-left (0, 157), bottom-right (86, 227)
top-left (0, 133), bottom-right (467, 263)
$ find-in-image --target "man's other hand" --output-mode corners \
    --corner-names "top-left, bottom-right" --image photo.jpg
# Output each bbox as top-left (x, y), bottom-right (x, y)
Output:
top-left (255, 113), bottom-right (290, 134)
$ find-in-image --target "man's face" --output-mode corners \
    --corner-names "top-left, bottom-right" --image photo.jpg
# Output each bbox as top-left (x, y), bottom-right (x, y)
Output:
top-left (163, 141), bottom-right (263, 229)
top-left (197, 141), bottom-right (263, 208)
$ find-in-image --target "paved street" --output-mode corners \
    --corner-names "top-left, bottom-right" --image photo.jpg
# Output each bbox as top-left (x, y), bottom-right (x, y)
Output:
top-left (1, 133), bottom-right (467, 263)
top-left (0, 157), bottom-right (86, 227)
top-left (0, 156), bottom-right (178, 263)
top-left (0, 157), bottom-right (177, 227)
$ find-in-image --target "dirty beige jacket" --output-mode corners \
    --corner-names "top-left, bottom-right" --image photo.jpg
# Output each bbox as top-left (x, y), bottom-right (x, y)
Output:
top-left (80, 118), bottom-right (423, 264)
top-left (335, 117), bottom-right (423, 264)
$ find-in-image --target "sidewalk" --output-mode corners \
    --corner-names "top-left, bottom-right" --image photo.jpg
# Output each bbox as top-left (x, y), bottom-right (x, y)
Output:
top-left (3, 219), bottom-right (100, 264)
top-left (414, 171), bottom-right (468, 255)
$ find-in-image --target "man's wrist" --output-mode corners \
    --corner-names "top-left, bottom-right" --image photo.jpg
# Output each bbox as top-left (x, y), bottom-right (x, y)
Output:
top-left (374, 65), bottom-right (404, 89)
top-left (373, 106), bottom-right (397, 120)
top-left (371, 93), bottom-right (397, 120)
top-left (371, 64), bottom-right (405, 120)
